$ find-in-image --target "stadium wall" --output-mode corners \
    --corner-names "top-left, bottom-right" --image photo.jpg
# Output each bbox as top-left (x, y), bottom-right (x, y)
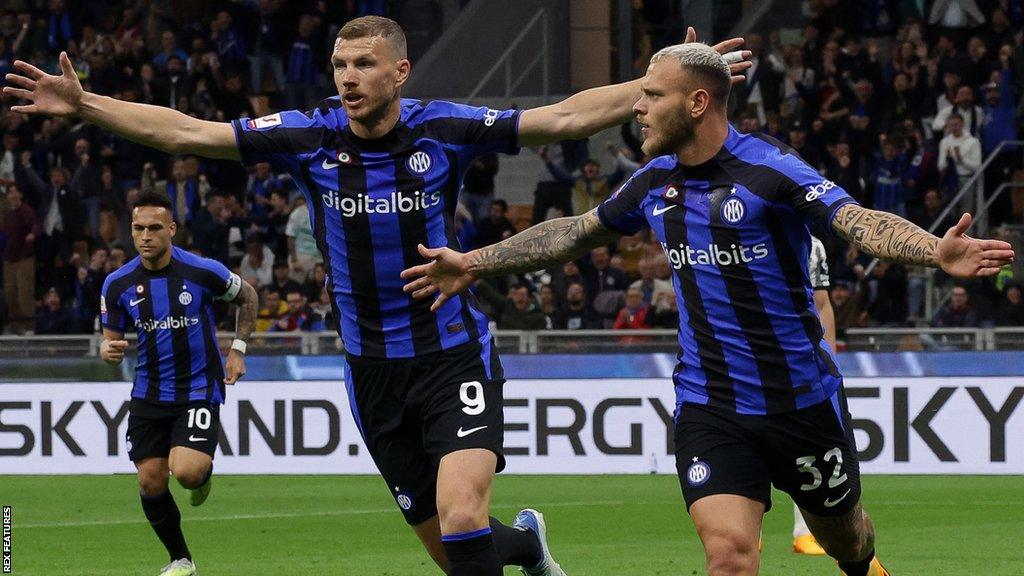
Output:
top-left (1, 353), bottom-right (1021, 475)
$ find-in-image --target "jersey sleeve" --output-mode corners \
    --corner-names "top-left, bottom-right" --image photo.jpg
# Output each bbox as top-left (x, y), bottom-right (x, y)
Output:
top-left (596, 171), bottom-right (649, 236)
top-left (100, 276), bottom-right (127, 333)
top-left (419, 101), bottom-right (521, 159)
top-left (772, 151), bottom-right (859, 229)
top-left (808, 236), bottom-right (830, 290)
top-left (231, 109), bottom-right (329, 170)
top-left (193, 256), bottom-right (243, 301)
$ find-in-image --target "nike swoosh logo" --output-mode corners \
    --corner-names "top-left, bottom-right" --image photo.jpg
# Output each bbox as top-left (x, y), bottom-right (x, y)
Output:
top-left (188, 435), bottom-right (207, 442)
top-left (322, 159), bottom-right (340, 170)
top-left (456, 425), bottom-right (488, 438)
top-left (823, 488), bottom-right (852, 508)
top-left (129, 298), bottom-right (146, 307)
top-left (652, 203), bottom-right (677, 216)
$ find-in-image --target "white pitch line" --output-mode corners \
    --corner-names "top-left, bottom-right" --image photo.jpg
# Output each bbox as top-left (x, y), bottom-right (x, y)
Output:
top-left (17, 500), bottom-right (626, 529)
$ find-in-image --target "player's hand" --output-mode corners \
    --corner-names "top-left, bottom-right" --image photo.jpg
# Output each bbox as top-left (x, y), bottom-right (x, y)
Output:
top-left (683, 26), bottom-right (752, 85)
top-left (936, 213), bottom-right (1015, 278)
top-left (4, 51), bottom-right (84, 117)
top-left (224, 350), bottom-right (246, 385)
top-left (401, 244), bottom-right (476, 313)
top-left (100, 339), bottom-right (129, 364)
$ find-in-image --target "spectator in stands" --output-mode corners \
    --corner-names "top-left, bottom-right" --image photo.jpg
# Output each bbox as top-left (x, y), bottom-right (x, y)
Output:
top-left (305, 262), bottom-right (327, 301)
top-left (209, 11), bottom-right (246, 69)
top-left (615, 233), bottom-right (645, 279)
top-left (932, 285), bottom-right (979, 327)
top-left (264, 189), bottom-right (292, 256)
top-left (255, 287), bottom-right (287, 332)
top-left (20, 157), bottom-right (80, 266)
top-left (190, 191), bottom-right (230, 264)
top-left (870, 140), bottom-right (909, 217)
top-left (541, 147), bottom-right (622, 216)
top-left (286, 14), bottom-right (322, 109)
top-left (552, 281), bottom-right (602, 330)
top-left (35, 286), bottom-right (72, 334)
top-left (68, 137), bottom-right (102, 243)
top-left (613, 286), bottom-right (653, 330)
top-left (142, 159), bottom-right (207, 228)
top-left (71, 247), bottom-right (105, 332)
top-left (462, 153), bottom-right (498, 223)
top-left (246, 161), bottom-right (283, 224)
top-left (866, 261), bottom-right (909, 326)
top-left (152, 30), bottom-right (188, 71)
top-left (932, 86), bottom-right (985, 136)
top-left (246, 0), bottom-right (288, 96)
top-left (240, 234), bottom-right (274, 288)
top-left (537, 284), bottom-right (557, 330)
top-left (937, 114), bottom-right (982, 207)
top-left (479, 282), bottom-right (546, 331)
top-left (630, 255), bottom-right (672, 306)
top-left (268, 260), bottom-right (302, 300)
top-left (474, 199), bottom-right (516, 249)
top-left (285, 195), bottom-right (320, 281)
top-left (911, 188), bottom-right (956, 233)
top-left (584, 246), bottom-right (629, 300)
top-left (270, 289), bottom-right (323, 332)
top-left (994, 283), bottom-right (1024, 326)
top-left (2, 184), bottom-right (40, 333)
top-left (831, 281), bottom-right (868, 341)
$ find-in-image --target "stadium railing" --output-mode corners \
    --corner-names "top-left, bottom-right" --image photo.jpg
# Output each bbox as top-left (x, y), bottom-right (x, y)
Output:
top-left (3, 327), bottom-right (1023, 357)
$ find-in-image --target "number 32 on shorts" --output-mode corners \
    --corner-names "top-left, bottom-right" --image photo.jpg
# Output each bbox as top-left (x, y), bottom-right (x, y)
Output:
top-left (795, 447), bottom-right (850, 507)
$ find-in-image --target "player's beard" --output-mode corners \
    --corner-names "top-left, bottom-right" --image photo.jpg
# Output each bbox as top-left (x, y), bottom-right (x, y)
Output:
top-left (644, 111), bottom-right (696, 157)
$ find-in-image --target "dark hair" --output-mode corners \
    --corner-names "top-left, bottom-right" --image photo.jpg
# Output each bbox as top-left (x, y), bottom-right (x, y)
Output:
top-left (336, 16), bottom-right (407, 59)
top-left (492, 199), bottom-right (509, 212)
top-left (131, 191), bottom-right (173, 213)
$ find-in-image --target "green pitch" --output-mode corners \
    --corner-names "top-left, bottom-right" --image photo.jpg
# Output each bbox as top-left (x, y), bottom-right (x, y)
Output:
top-left (5, 475), bottom-right (1022, 575)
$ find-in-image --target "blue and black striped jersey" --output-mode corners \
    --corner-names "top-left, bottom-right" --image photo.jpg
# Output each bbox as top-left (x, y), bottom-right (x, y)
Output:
top-left (101, 247), bottom-right (242, 404)
top-left (232, 97), bottom-right (519, 360)
top-left (598, 125), bottom-right (856, 415)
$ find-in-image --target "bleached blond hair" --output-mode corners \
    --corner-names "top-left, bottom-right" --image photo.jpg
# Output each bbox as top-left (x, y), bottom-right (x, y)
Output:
top-left (650, 43), bottom-right (731, 106)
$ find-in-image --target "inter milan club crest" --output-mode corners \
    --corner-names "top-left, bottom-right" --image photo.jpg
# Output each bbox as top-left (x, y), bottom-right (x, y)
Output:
top-left (395, 491), bottom-right (414, 510)
top-left (179, 290), bottom-right (193, 306)
top-left (720, 195), bottom-right (746, 225)
top-left (686, 457), bottom-right (711, 487)
top-left (407, 151), bottom-right (431, 175)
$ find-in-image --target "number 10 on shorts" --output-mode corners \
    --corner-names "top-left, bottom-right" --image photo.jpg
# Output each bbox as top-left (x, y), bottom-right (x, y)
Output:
top-left (187, 407), bottom-right (212, 430)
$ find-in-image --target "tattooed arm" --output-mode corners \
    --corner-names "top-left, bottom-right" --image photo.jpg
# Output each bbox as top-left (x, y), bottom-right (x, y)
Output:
top-left (401, 210), bottom-right (621, 311)
top-left (831, 204), bottom-right (1014, 277)
top-left (224, 279), bottom-right (258, 385)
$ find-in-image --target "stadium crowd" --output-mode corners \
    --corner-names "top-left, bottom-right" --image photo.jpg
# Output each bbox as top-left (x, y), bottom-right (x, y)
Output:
top-left (1, 0), bottom-right (1023, 343)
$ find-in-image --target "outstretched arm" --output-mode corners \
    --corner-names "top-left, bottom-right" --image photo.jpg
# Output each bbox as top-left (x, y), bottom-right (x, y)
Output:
top-left (4, 52), bottom-right (238, 160)
top-left (402, 210), bottom-right (620, 311)
top-left (518, 29), bottom-right (751, 146)
top-left (831, 204), bottom-right (1014, 277)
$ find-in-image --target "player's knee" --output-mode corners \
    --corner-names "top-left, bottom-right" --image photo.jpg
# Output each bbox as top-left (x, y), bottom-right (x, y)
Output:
top-left (137, 472), bottom-right (168, 496)
top-left (172, 465), bottom-right (209, 489)
top-left (438, 504), bottom-right (488, 535)
top-left (704, 531), bottom-right (759, 576)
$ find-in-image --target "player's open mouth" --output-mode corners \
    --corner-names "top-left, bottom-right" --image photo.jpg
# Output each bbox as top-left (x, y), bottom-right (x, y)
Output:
top-left (344, 93), bottom-right (365, 107)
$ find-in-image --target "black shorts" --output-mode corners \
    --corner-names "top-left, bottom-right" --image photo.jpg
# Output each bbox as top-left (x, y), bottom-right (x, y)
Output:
top-left (674, 390), bottom-right (861, 517)
top-left (126, 398), bottom-right (221, 462)
top-left (345, 339), bottom-right (505, 525)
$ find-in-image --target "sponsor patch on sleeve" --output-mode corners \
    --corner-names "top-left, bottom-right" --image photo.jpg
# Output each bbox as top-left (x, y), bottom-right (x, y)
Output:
top-left (247, 113), bottom-right (282, 130)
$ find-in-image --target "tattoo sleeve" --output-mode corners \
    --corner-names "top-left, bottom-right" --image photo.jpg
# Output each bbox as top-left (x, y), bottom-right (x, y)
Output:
top-left (468, 210), bottom-right (622, 277)
top-left (831, 204), bottom-right (939, 266)
top-left (233, 281), bottom-right (258, 342)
